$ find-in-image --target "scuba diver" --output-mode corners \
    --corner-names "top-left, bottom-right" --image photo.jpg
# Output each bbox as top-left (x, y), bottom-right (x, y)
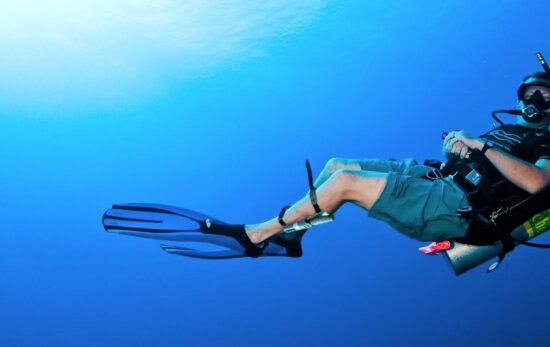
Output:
top-left (103, 53), bottom-right (550, 273)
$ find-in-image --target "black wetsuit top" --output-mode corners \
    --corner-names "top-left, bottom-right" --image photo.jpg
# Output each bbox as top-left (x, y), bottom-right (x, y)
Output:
top-left (444, 124), bottom-right (550, 238)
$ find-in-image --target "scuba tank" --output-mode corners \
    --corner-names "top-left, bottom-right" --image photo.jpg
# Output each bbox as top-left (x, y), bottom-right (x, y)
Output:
top-left (444, 208), bottom-right (550, 275)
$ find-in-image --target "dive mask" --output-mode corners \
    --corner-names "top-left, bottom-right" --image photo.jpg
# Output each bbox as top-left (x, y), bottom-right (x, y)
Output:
top-left (518, 83), bottom-right (550, 122)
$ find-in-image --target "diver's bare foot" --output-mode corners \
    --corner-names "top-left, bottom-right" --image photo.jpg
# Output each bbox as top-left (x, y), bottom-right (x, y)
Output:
top-left (245, 222), bottom-right (283, 246)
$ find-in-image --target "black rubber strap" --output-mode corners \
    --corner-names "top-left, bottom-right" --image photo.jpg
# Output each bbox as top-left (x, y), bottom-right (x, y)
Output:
top-left (306, 160), bottom-right (322, 213)
top-left (480, 140), bottom-right (492, 155)
top-left (278, 205), bottom-right (290, 227)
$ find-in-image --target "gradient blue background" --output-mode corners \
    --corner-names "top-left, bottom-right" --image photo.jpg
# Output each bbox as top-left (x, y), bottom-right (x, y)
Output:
top-left (1, 1), bottom-right (549, 346)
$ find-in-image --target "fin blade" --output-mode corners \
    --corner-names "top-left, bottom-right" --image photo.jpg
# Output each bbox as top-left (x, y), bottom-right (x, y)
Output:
top-left (160, 244), bottom-right (245, 259)
top-left (102, 203), bottom-right (226, 234)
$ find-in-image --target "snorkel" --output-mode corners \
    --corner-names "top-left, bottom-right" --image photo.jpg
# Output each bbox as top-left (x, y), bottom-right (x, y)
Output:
top-left (492, 52), bottom-right (550, 126)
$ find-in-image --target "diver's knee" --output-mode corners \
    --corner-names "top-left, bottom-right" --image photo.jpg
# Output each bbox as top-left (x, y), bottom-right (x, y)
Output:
top-left (325, 157), bottom-right (341, 172)
top-left (325, 157), bottom-right (354, 174)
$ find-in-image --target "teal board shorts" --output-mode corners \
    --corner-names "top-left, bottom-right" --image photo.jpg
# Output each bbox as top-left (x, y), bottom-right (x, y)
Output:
top-left (359, 158), bottom-right (471, 242)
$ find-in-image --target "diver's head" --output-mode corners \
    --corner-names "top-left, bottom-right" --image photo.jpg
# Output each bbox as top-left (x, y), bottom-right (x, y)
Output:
top-left (516, 72), bottom-right (550, 127)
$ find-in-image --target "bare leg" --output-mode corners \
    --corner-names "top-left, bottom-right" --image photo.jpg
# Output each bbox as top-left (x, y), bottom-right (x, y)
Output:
top-left (313, 158), bottom-right (363, 187)
top-left (246, 169), bottom-right (388, 244)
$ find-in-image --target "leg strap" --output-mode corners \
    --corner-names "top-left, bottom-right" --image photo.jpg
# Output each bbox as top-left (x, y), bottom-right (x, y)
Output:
top-left (278, 205), bottom-right (290, 227)
top-left (277, 160), bottom-right (331, 232)
top-left (306, 160), bottom-right (323, 213)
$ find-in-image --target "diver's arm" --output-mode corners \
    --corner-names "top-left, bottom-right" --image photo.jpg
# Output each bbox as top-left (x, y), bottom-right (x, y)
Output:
top-left (448, 131), bottom-right (550, 194)
top-left (478, 146), bottom-right (550, 194)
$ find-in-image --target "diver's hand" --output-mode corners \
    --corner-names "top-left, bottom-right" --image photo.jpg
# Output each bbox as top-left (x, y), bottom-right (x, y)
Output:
top-left (445, 130), bottom-right (485, 152)
top-left (443, 131), bottom-right (484, 159)
top-left (443, 139), bottom-right (471, 159)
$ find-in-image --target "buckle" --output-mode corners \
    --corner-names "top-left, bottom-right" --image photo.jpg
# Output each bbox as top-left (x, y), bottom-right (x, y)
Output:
top-left (425, 169), bottom-right (443, 180)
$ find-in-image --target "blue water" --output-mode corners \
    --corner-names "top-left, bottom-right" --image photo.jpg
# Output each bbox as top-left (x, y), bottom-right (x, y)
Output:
top-left (1, 1), bottom-right (550, 346)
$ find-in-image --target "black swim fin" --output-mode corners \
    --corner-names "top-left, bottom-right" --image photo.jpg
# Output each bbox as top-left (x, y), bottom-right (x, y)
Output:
top-left (102, 203), bottom-right (305, 259)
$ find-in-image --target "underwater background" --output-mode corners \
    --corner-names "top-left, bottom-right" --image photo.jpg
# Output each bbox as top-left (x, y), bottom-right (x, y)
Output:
top-left (1, 1), bottom-right (549, 346)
